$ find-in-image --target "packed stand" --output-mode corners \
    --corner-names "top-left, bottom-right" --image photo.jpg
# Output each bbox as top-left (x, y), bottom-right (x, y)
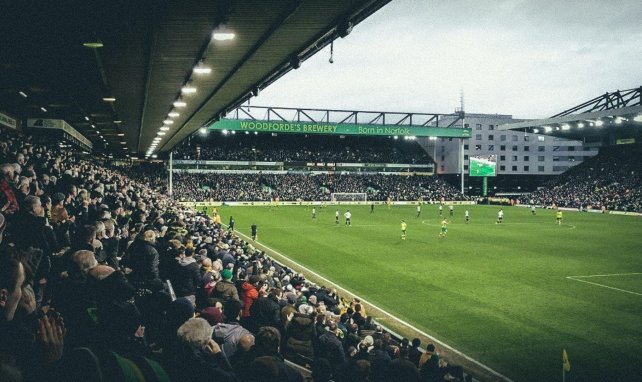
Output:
top-left (0, 127), bottom-right (467, 382)
top-left (174, 134), bottom-right (433, 164)
top-left (529, 144), bottom-right (642, 212)
top-left (169, 172), bottom-right (467, 203)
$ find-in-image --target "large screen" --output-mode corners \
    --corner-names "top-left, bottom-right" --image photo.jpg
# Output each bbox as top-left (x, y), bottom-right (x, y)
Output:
top-left (469, 155), bottom-right (497, 177)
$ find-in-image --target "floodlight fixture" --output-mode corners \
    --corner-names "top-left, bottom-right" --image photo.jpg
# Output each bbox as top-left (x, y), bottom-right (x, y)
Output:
top-left (634, 114), bottom-right (642, 122)
top-left (577, 123), bottom-right (584, 128)
top-left (168, 112), bottom-right (180, 118)
top-left (18, 91), bottom-right (28, 98)
top-left (160, 126), bottom-right (170, 131)
top-left (561, 124), bottom-right (570, 131)
top-left (533, 128), bottom-right (539, 134)
top-left (199, 127), bottom-right (208, 135)
top-left (40, 107), bottom-right (47, 112)
top-left (84, 116), bottom-right (90, 121)
top-left (163, 120), bottom-right (174, 124)
top-left (181, 85), bottom-right (197, 94)
top-left (102, 97), bottom-right (116, 102)
top-left (173, 100), bottom-right (187, 107)
top-left (543, 126), bottom-right (552, 133)
top-left (595, 120), bottom-right (604, 127)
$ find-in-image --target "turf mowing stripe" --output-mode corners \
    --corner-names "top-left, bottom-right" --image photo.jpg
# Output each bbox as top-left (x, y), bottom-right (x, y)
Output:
top-left (566, 276), bottom-right (642, 296)
top-left (231, 227), bottom-right (515, 382)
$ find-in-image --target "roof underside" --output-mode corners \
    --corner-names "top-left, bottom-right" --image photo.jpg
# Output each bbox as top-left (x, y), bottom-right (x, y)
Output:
top-left (0, 0), bottom-right (391, 157)
top-left (499, 87), bottom-right (642, 144)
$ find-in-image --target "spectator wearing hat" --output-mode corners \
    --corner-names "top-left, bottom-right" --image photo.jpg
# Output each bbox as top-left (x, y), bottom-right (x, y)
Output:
top-left (212, 268), bottom-right (239, 303)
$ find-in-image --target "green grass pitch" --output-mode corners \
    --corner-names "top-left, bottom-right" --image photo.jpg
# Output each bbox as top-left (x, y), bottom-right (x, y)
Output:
top-left (211, 204), bottom-right (642, 382)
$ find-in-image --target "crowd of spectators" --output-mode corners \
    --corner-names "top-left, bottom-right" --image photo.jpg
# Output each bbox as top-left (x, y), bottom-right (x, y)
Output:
top-left (529, 144), bottom-right (642, 212)
top-left (0, 127), bottom-right (466, 382)
top-left (174, 134), bottom-right (433, 164)
top-left (168, 172), bottom-right (468, 203)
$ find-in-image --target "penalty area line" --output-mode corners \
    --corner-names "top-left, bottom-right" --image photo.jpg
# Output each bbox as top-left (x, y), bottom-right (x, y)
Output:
top-left (566, 276), bottom-right (642, 297)
top-left (231, 227), bottom-right (515, 382)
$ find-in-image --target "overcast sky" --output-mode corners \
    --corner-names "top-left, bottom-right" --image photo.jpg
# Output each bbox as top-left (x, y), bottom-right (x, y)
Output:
top-left (253, 0), bottom-right (642, 119)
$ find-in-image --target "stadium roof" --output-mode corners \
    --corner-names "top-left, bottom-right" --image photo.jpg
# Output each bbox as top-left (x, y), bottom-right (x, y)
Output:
top-left (499, 87), bottom-right (642, 145)
top-left (0, 0), bottom-right (391, 157)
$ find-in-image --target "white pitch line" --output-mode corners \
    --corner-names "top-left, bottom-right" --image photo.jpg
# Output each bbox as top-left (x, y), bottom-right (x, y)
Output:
top-left (568, 272), bottom-right (642, 278)
top-left (232, 228), bottom-right (515, 382)
top-left (566, 277), bottom-right (642, 297)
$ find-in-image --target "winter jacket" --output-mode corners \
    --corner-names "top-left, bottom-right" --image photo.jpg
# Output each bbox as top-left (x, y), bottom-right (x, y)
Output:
top-left (213, 280), bottom-right (240, 302)
top-left (213, 322), bottom-right (252, 359)
top-left (283, 313), bottom-right (316, 360)
top-left (171, 257), bottom-right (201, 297)
top-left (240, 282), bottom-right (258, 318)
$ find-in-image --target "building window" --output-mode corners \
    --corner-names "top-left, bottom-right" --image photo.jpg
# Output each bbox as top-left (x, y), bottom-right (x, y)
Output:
top-left (553, 156), bottom-right (561, 162)
top-left (511, 155), bottom-right (518, 161)
top-left (488, 145), bottom-right (494, 151)
top-left (441, 155), bottom-right (445, 161)
top-left (538, 146), bottom-right (545, 152)
top-left (500, 165), bottom-right (506, 171)
top-left (475, 144), bottom-right (482, 150)
top-left (524, 135), bottom-right (530, 141)
top-left (553, 166), bottom-right (570, 172)
top-left (464, 165), bottom-right (469, 170)
top-left (569, 156), bottom-right (575, 162)
top-left (553, 146), bottom-right (561, 151)
top-left (475, 123), bottom-right (482, 130)
top-left (538, 166), bottom-right (545, 172)
top-left (476, 134), bottom-right (482, 140)
top-left (464, 155), bottom-right (469, 160)
top-left (512, 145), bottom-right (518, 151)
top-left (500, 135), bottom-right (507, 141)
top-left (512, 165), bottom-right (518, 171)
top-left (500, 155), bottom-right (506, 161)
top-left (538, 155), bottom-right (545, 162)
top-left (441, 146), bottom-right (445, 152)
top-left (512, 135), bottom-right (518, 142)
top-left (488, 134), bottom-right (494, 141)
top-left (524, 165), bottom-right (529, 171)
top-left (500, 145), bottom-right (506, 151)
top-left (464, 144), bottom-right (469, 150)
top-left (464, 123), bottom-right (470, 128)
top-left (489, 124), bottom-right (495, 130)
top-left (568, 146), bottom-right (575, 151)
top-left (524, 146), bottom-right (530, 151)
top-left (524, 156), bottom-right (529, 161)
top-left (538, 136), bottom-right (545, 142)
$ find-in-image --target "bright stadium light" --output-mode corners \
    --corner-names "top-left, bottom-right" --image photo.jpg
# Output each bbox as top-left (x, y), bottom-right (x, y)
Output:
top-left (181, 85), bottom-right (197, 94)
top-left (199, 127), bottom-right (207, 135)
top-left (168, 112), bottom-right (180, 118)
top-left (533, 128), bottom-right (539, 134)
top-left (634, 115), bottom-right (642, 122)
top-left (543, 126), bottom-right (552, 133)
top-left (222, 130), bottom-right (228, 135)
top-left (163, 120), bottom-right (174, 124)
top-left (577, 122), bottom-right (584, 128)
top-left (160, 126), bottom-right (170, 131)
top-left (561, 124), bottom-right (570, 131)
top-left (173, 100), bottom-right (187, 107)
top-left (595, 120), bottom-right (604, 127)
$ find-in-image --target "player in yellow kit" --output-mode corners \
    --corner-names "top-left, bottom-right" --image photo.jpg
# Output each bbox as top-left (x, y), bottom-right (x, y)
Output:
top-left (401, 220), bottom-right (407, 240)
top-left (439, 218), bottom-right (448, 238)
top-left (556, 209), bottom-right (563, 225)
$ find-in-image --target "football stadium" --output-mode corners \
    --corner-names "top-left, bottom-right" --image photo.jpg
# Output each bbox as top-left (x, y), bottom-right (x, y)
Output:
top-left (1, 1), bottom-right (641, 382)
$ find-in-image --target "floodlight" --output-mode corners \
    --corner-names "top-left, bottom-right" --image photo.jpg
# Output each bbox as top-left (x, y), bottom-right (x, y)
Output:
top-left (595, 120), bottom-right (604, 127)
top-left (168, 112), bottom-right (180, 118)
top-left (199, 127), bottom-right (207, 135)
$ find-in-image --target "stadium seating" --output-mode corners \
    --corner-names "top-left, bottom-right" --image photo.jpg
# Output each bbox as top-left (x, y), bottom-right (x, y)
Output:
top-left (0, 127), bottom-right (467, 381)
top-left (529, 144), bottom-right (642, 212)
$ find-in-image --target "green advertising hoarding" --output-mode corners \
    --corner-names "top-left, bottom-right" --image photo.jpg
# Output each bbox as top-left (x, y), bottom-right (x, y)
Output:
top-left (209, 119), bottom-right (471, 138)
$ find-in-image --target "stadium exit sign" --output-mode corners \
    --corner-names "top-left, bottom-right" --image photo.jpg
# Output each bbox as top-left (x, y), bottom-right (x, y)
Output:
top-left (209, 119), bottom-right (472, 138)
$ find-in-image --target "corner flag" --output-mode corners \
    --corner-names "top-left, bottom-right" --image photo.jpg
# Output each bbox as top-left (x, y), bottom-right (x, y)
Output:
top-left (563, 349), bottom-right (571, 372)
top-left (562, 349), bottom-right (571, 381)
